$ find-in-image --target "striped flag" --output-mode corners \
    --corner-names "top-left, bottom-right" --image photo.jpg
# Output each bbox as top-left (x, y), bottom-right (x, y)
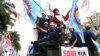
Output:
top-left (23, 0), bottom-right (40, 24)
top-left (69, 0), bottom-right (85, 43)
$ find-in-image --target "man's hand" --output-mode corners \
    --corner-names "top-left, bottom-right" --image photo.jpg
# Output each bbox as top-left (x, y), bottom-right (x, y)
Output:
top-left (36, 25), bottom-right (47, 33)
top-left (96, 31), bottom-right (100, 36)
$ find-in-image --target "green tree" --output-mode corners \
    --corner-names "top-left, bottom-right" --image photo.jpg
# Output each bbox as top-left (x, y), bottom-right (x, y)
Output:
top-left (0, 0), bottom-right (16, 55)
top-left (0, 0), bottom-right (15, 33)
top-left (9, 31), bottom-right (21, 52)
top-left (87, 12), bottom-right (100, 31)
top-left (0, 0), bottom-right (21, 55)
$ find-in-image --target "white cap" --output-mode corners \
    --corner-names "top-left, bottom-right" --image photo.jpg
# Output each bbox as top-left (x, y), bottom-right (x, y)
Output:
top-left (44, 22), bottom-right (48, 24)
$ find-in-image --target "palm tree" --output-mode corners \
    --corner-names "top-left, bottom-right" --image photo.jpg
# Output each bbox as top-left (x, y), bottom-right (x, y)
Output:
top-left (0, 0), bottom-right (15, 33)
top-left (9, 31), bottom-right (21, 52)
top-left (0, 0), bottom-right (16, 55)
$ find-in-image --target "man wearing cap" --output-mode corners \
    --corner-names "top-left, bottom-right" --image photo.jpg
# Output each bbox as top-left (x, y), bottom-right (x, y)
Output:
top-left (43, 22), bottom-right (49, 30)
top-left (69, 26), bottom-right (83, 48)
top-left (83, 24), bottom-right (98, 56)
top-left (37, 13), bottom-right (49, 28)
top-left (42, 22), bottom-right (49, 38)
top-left (36, 13), bottom-right (49, 41)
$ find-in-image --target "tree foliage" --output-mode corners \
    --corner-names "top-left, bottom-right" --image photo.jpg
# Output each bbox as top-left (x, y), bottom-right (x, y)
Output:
top-left (83, 12), bottom-right (100, 44)
top-left (0, 0), bottom-right (21, 53)
top-left (0, 0), bottom-right (15, 33)
top-left (9, 31), bottom-right (21, 52)
top-left (87, 12), bottom-right (100, 31)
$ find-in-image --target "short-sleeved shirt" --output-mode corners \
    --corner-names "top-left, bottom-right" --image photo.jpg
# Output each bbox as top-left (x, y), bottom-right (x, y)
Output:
top-left (38, 17), bottom-right (48, 28)
top-left (69, 30), bottom-right (82, 47)
top-left (84, 30), bottom-right (97, 45)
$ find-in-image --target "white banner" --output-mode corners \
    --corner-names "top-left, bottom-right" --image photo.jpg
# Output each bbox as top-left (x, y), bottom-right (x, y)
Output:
top-left (61, 46), bottom-right (89, 56)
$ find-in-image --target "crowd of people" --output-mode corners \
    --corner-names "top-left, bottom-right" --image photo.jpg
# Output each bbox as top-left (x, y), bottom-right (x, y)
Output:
top-left (27, 8), bottom-right (99, 56)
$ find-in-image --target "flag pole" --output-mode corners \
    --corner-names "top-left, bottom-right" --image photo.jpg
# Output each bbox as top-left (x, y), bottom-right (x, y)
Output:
top-left (39, 0), bottom-right (42, 14)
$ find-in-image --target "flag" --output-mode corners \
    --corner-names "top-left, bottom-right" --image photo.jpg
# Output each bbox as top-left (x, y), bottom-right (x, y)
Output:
top-left (69, 0), bottom-right (85, 43)
top-left (81, 0), bottom-right (90, 11)
top-left (23, 0), bottom-right (40, 24)
top-left (44, 2), bottom-right (53, 15)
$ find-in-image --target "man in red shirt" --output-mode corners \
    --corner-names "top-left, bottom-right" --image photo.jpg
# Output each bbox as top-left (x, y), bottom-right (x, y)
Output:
top-left (49, 8), bottom-right (69, 27)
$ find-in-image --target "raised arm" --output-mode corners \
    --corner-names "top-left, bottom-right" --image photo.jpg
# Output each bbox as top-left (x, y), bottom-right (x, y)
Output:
top-left (63, 11), bottom-right (70, 21)
top-left (91, 32), bottom-right (97, 40)
top-left (36, 25), bottom-right (47, 33)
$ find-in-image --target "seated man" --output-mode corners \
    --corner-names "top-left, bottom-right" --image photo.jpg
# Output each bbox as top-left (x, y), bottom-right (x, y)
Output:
top-left (36, 22), bottom-right (62, 56)
top-left (37, 22), bottom-right (62, 44)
